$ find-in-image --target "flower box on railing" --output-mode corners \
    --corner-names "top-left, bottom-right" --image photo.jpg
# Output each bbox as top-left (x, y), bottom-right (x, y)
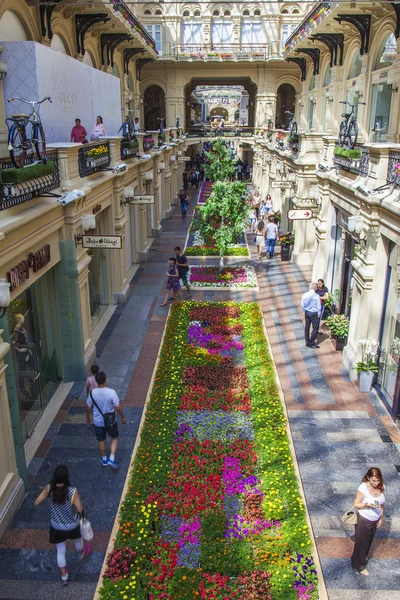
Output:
top-left (333, 145), bottom-right (369, 176)
top-left (121, 140), bottom-right (139, 159)
top-left (237, 53), bottom-right (251, 59)
top-left (78, 142), bottom-right (111, 177)
top-left (220, 53), bottom-right (233, 59)
top-left (387, 151), bottom-right (400, 189)
top-left (0, 151), bottom-right (60, 210)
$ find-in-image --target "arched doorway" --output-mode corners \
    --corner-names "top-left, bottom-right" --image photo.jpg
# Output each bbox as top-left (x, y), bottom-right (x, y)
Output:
top-left (210, 107), bottom-right (229, 120)
top-left (144, 85), bottom-right (165, 130)
top-left (275, 84), bottom-right (296, 129)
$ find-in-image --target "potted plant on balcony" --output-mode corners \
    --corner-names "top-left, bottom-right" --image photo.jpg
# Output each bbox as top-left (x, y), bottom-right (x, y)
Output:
top-left (279, 231), bottom-right (294, 261)
top-left (355, 339), bottom-right (379, 392)
top-left (326, 314), bottom-right (349, 351)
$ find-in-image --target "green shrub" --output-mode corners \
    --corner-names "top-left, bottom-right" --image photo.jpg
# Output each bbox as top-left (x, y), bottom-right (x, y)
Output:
top-left (333, 146), bottom-right (361, 160)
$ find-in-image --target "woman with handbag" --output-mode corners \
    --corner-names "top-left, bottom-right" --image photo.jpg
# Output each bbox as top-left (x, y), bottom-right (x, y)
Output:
top-left (350, 467), bottom-right (385, 576)
top-left (34, 465), bottom-right (91, 586)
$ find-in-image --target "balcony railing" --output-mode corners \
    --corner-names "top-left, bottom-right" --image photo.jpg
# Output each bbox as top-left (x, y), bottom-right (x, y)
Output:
top-left (78, 142), bottom-right (111, 178)
top-left (0, 151), bottom-right (60, 211)
top-left (284, 1), bottom-right (338, 54)
top-left (111, 0), bottom-right (157, 53)
top-left (387, 151), bottom-right (400, 189)
top-left (160, 42), bottom-right (282, 61)
top-left (333, 145), bottom-right (370, 176)
top-left (186, 126), bottom-right (255, 138)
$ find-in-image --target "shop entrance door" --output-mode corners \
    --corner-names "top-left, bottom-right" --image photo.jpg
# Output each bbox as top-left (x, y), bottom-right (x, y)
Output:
top-left (7, 289), bottom-right (43, 441)
top-left (340, 233), bottom-right (355, 317)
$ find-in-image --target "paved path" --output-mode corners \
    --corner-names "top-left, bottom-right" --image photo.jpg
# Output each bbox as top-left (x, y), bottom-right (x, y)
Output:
top-left (1, 193), bottom-right (400, 599)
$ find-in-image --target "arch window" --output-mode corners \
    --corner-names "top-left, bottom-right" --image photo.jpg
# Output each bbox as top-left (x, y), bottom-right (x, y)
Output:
top-left (292, 8), bottom-right (300, 14)
top-left (146, 24), bottom-right (162, 53)
top-left (183, 10), bottom-right (190, 17)
top-left (182, 18), bottom-right (202, 49)
top-left (194, 10), bottom-right (201, 16)
top-left (374, 33), bottom-right (396, 70)
top-left (347, 49), bottom-right (362, 79)
top-left (0, 10), bottom-right (28, 41)
top-left (243, 9), bottom-right (250, 15)
top-left (144, 9), bottom-right (152, 15)
top-left (213, 10), bottom-right (220, 16)
top-left (323, 65), bottom-right (332, 87)
top-left (281, 9), bottom-right (289, 14)
top-left (254, 9), bottom-right (261, 16)
top-left (224, 10), bottom-right (231, 16)
top-left (50, 33), bottom-right (68, 54)
top-left (242, 18), bottom-right (263, 45)
top-left (212, 16), bottom-right (232, 46)
top-left (309, 74), bottom-right (315, 91)
top-left (155, 9), bottom-right (162, 15)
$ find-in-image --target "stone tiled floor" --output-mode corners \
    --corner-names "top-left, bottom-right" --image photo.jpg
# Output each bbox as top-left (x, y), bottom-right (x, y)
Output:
top-left (1, 192), bottom-right (400, 599)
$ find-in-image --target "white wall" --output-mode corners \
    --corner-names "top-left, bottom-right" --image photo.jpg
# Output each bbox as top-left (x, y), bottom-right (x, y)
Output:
top-left (2, 42), bottom-right (121, 143)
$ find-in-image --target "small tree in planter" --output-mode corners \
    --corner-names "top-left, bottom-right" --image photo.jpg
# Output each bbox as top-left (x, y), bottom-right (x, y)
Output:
top-left (355, 339), bottom-right (379, 392)
top-left (326, 314), bottom-right (349, 351)
top-left (279, 231), bottom-right (294, 261)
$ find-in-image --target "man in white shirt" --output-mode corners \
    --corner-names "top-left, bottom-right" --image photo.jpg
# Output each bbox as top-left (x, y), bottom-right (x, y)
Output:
top-left (301, 283), bottom-right (321, 349)
top-left (86, 371), bottom-right (126, 469)
top-left (133, 118), bottom-right (140, 134)
top-left (265, 216), bottom-right (279, 258)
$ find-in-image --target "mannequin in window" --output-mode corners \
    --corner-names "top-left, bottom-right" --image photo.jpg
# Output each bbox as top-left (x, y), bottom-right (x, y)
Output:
top-left (12, 313), bottom-right (34, 396)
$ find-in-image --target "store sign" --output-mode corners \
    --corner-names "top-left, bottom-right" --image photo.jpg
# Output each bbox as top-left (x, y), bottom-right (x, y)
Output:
top-left (288, 209), bottom-right (312, 220)
top-left (178, 156), bottom-right (190, 162)
top-left (272, 182), bottom-right (291, 188)
top-left (7, 245), bottom-right (51, 291)
top-left (82, 235), bottom-right (122, 249)
top-left (131, 195), bottom-right (155, 204)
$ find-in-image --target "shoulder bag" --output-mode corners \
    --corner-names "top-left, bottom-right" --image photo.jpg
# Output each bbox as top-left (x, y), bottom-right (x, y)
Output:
top-left (90, 391), bottom-right (116, 429)
top-left (342, 506), bottom-right (358, 525)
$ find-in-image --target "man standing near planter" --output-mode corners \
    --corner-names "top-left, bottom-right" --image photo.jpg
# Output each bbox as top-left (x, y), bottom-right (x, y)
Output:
top-left (316, 278), bottom-right (329, 334)
top-left (301, 283), bottom-right (321, 349)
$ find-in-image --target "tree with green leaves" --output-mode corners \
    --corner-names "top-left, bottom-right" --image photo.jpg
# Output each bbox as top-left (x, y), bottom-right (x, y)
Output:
top-left (199, 139), bottom-right (249, 271)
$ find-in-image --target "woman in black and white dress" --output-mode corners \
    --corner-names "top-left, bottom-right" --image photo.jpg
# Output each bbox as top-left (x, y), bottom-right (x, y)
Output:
top-left (35, 465), bottom-right (89, 585)
top-left (255, 220), bottom-right (266, 260)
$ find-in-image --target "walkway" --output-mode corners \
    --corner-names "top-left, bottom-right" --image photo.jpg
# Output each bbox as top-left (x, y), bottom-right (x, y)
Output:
top-left (1, 193), bottom-right (400, 600)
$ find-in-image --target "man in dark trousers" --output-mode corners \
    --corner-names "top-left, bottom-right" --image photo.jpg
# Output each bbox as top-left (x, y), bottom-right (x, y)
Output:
top-left (316, 278), bottom-right (329, 335)
top-left (301, 283), bottom-right (321, 349)
top-left (174, 246), bottom-right (192, 298)
top-left (179, 189), bottom-right (188, 218)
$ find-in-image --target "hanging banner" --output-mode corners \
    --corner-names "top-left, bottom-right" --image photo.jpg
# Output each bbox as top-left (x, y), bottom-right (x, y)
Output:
top-left (82, 235), bottom-right (122, 249)
top-left (131, 195), bottom-right (155, 204)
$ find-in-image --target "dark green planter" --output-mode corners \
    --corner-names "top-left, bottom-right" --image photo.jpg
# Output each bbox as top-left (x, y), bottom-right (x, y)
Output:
top-left (280, 244), bottom-right (292, 261)
top-left (2, 160), bottom-right (55, 184)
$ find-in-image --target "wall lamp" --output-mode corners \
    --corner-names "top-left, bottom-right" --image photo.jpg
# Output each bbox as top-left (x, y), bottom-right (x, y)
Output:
top-left (389, 83), bottom-right (398, 93)
top-left (120, 187), bottom-right (134, 206)
top-left (0, 61), bottom-right (8, 81)
top-left (287, 172), bottom-right (296, 184)
top-left (0, 278), bottom-right (11, 318)
top-left (144, 170), bottom-right (153, 181)
top-left (75, 214), bottom-right (96, 244)
top-left (348, 215), bottom-right (367, 245)
top-left (170, 155), bottom-right (176, 162)
top-left (158, 162), bottom-right (165, 173)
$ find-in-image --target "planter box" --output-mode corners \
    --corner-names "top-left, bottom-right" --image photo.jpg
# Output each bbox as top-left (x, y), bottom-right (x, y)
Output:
top-left (280, 244), bottom-right (292, 261)
top-left (359, 370), bottom-right (374, 392)
top-left (2, 160), bottom-right (55, 184)
top-left (335, 336), bottom-right (346, 351)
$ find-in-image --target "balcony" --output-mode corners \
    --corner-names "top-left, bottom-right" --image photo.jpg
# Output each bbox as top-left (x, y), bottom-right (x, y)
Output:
top-left (160, 43), bottom-right (282, 62)
top-left (284, 2), bottom-right (338, 55)
top-left (387, 151), bottom-right (400, 190)
top-left (110, 0), bottom-right (158, 55)
top-left (186, 126), bottom-right (256, 138)
top-left (0, 151), bottom-right (60, 211)
top-left (78, 142), bottom-right (111, 178)
top-left (333, 145), bottom-right (370, 176)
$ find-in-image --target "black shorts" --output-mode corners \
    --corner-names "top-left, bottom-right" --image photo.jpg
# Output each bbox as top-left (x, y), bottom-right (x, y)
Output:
top-left (93, 423), bottom-right (119, 441)
top-left (49, 524), bottom-right (81, 544)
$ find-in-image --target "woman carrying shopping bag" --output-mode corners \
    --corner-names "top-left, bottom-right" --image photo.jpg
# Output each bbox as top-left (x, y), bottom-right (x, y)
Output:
top-left (34, 465), bottom-right (91, 586)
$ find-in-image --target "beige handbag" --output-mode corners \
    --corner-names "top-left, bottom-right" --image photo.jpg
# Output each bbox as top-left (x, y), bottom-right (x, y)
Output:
top-left (342, 507), bottom-right (358, 525)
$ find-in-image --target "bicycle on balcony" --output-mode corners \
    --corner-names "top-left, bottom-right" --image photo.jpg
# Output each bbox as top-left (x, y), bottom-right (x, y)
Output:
top-left (6, 96), bottom-right (52, 168)
top-left (285, 111), bottom-right (298, 139)
top-left (337, 100), bottom-right (366, 149)
top-left (118, 108), bottom-right (136, 141)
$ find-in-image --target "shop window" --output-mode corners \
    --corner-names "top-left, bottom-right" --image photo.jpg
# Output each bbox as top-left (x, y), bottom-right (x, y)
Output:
top-left (374, 33), bottom-right (396, 70)
top-left (146, 24), bottom-right (162, 53)
top-left (323, 65), bottom-right (332, 87)
top-left (182, 20), bottom-right (202, 49)
top-left (212, 18), bottom-right (232, 46)
top-left (369, 82), bottom-right (392, 141)
top-left (347, 49), bottom-right (362, 79)
top-left (242, 19), bottom-right (263, 45)
top-left (309, 74), bottom-right (315, 91)
top-left (308, 99), bottom-right (314, 130)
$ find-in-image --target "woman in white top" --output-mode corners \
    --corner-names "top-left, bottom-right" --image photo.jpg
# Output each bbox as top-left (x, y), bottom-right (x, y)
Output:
top-left (91, 115), bottom-right (106, 141)
top-left (255, 220), bottom-right (266, 260)
top-left (351, 467), bottom-right (385, 576)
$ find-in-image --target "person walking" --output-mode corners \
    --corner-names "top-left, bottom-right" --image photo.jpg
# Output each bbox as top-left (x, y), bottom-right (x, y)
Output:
top-left (174, 246), bottom-right (192, 299)
top-left (265, 194), bottom-right (273, 216)
top-left (301, 283), bottom-right (321, 348)
top-left (190, 171), bottom-right (197, 190)
top-left (91, 115), bottom-right (106, 141)
top-left (85, 364), bottom-right (99, 398)
top-left (237, 163), bottom-right (243, 181)
top-left (265, 216), bottom-right (279, 258)
top-left (70, 118), bottom-right (88, 144)
top-left (316, 278), bottom-right (329, 334)
top-left (34, 465), bottom-right (88, 586)
top-left (255, 220), bottom-right (266, 260)
top-left (160, 257), bottom-right (183, 306)
top-left (86, 371), bottom-right (126, 469)
top-left (351, 467), bottom-right (385, 576)
top-left (183, 170), bottom-right (188, 190)
top-left (179, 189), bottom-right (188, 218)
top-left (133, 117), bottom-right (140, 134)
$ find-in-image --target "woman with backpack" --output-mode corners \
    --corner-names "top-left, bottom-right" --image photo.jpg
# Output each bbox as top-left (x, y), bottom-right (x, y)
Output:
top-left (34, 465), bottom-right (90, 586)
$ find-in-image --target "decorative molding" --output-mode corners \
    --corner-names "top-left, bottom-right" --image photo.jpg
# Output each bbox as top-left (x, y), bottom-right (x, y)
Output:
top-left (311, 33), bottom-right (344, 67)
top-left (123, 47), bottom-right (145, 75)
top-left (75, 14), bottom-right (110, 55)
top-left (391, 2), bottom-right (400, 39)
top-left (136, 58), bottom-right (155, 80)
top-left (286, 57), bottom-right (307, 81)
top-left (334, 14), bottom-right (371, 55)
top-left (295, 47), bottom-right (320, 75)
top-left (40, 0), bottom-right (62, 40)
top-left (101, 33), bottom-right (132, 67)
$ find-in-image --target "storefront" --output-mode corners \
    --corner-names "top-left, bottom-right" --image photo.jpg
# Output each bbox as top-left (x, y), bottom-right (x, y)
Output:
top-left (87, 208), bottom-right (111, 328)
top-left (327, 207), bottom-right (356, 316)
top-left (376, 239), bottom-right (400, 418)
top-left (4, 242), bottom-right (62, 441)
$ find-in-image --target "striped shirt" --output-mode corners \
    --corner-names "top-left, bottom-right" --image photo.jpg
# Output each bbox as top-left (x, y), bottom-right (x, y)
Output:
top-left (49, 486), bottom-right (79, 531)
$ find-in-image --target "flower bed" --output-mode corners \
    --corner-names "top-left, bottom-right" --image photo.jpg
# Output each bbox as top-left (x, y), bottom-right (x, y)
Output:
top-left (98, 302), bottom-right (318, 600)
top-left (189, 265), bottom-right (257, 288)
top-left (185, 207), bottom-right (249, 257)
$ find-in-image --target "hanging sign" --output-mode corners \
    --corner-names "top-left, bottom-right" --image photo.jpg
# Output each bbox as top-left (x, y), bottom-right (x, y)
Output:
top-left (178, 156), bottom-right (190, 162)
top-left (82, 235), bottom-right (122, 249)
top-left (272, 182), bottom-right (291, 188)
top-left (288, 209), bottom-right (312, 220)
top-left (131, 195), bottom-right (155, 204)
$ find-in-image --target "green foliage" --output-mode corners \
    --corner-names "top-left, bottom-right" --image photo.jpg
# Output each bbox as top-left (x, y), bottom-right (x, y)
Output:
top-left (203, 138), bottom-right (237, 182)
top-left (198, 181), bottom-right (249, 260)
top-left (355, 361), bottom-right (379, 373)
top-left (2, 161), bottom-right (55, 184)
top-left (186, 246), bottom-right (249, 257)
top-left (326, 314), bottom-right (349, 338)
top-left (334, 146), bottom-right (361, 160)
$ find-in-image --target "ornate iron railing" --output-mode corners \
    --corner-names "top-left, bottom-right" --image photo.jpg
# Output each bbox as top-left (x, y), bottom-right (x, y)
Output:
top-left (111, 0), bottom-right (157, 52)
top-left (0, 151), bottom-right (60, 211)
top-left (333, 145), bottom-right (370, 176)
top-left (120, 140), bottom-right (139, 159)
top-left (78, 142), bottom-right (111, 177)
top-left (284, 2), bottom-right (338, 54)
top-left (186, 127), bottom-right (255, 138)
top-left (387, 151), bottom-right (400, 189)
top-left (161, 42), bottom-right (281, 61)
